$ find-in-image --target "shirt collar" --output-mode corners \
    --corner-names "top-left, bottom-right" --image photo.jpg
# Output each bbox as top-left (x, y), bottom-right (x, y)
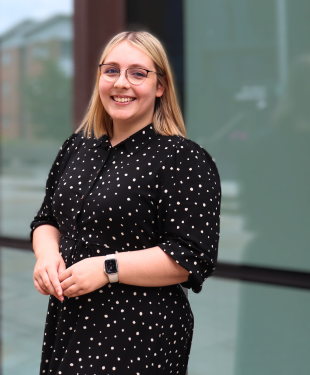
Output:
top-left (88, 123), bottom-right (158, 155)
top-left (122, 123), bottom-right (158, 155)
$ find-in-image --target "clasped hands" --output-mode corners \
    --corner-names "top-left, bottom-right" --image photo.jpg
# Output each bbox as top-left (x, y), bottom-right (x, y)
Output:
top-left (33, 252), bottom-right (109, 301)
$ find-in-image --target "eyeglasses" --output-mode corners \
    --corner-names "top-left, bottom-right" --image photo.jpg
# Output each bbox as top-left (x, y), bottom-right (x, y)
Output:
top-left (98, 64), bottom-right (162, 85)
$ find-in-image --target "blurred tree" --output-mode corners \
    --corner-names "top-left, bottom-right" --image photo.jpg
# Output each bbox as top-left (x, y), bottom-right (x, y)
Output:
top-left (23, 58), bottom-right (72, 141)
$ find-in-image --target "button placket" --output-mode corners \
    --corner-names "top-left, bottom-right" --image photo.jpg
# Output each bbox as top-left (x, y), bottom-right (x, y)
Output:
top-left (74, 146), bottom-right (112, 230)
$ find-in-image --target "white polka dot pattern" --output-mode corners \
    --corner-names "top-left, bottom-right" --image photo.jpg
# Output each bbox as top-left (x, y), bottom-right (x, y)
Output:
top-left (30, 123), bottom-right (221, 374)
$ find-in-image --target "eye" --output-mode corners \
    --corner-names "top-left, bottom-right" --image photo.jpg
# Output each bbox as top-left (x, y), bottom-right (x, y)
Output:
top-left (102, 66), bottom-right (119, 75)
top-left (128, 69), bottom-right (147, 78)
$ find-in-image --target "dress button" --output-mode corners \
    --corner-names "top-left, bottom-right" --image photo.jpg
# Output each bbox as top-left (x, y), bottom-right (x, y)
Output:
top-left (81, 195), bottom-right (84, 199)
top-left (73, 226), bottom-right (76, 230)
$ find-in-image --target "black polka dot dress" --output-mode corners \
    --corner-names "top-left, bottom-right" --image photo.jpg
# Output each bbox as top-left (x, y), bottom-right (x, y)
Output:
top-left (30, 123), bottom-right (221, 375)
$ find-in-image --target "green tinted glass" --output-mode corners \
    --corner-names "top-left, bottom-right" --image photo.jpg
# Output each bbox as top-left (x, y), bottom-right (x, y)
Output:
top-left (1, 14), bottom-right (73, 238)
top-left (185, 0), bottom-right (310, 272)
top-left (189, 278), bottom-right (310, 375)
top-left (1, 3), bottom-right (73, 374)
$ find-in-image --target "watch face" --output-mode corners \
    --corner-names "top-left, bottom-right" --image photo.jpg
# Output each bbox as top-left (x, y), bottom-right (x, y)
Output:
top-left (105, 259), bottom-right (118, 274)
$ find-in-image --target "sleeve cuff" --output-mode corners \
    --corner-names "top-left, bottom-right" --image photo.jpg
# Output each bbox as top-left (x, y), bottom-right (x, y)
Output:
top-left (157, 240), bottom-right (211, 294)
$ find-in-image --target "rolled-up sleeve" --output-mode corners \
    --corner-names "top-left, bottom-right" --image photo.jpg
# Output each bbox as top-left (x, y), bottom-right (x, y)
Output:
top-left (156, 138), bottom-right (221, 293)
top-left (30, 133), bottom-right (78, 241)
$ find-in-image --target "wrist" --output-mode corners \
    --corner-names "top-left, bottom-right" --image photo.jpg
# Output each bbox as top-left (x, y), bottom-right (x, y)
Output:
top-left (34, 246), bottom-right (60, 261)
top-left (104, 254), bottom-right (119, 283)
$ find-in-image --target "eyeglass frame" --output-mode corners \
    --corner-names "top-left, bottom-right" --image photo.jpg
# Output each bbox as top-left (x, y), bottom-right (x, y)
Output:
top-left (98, 63), bottom-right (163, 85)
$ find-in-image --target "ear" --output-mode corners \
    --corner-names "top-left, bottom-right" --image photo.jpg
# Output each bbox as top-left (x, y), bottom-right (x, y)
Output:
top-left (155, 76), bottom-right (166, 98)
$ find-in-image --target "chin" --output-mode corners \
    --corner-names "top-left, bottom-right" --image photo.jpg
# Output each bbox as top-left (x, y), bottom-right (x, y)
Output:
top-left (111, 114), bottom-right (135, 123)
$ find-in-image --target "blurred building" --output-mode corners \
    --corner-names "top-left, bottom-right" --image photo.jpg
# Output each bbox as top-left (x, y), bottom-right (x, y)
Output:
top-left (0, 14), bottom-right (72, 139)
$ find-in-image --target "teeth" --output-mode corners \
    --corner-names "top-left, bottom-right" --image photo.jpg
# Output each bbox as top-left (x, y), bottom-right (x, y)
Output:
top-left (113, 97), bottom-right (135, 103)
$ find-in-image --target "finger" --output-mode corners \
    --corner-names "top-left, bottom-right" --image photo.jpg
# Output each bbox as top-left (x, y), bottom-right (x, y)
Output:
top-left (39, 276), bottom-right (65, 301)
top-left (41, 272), bottom-right (56, 296)
top-left (67, 289), bottom-right (84, 298)
top-left (34, 278), bottom-right (49, 295)
top-left (36, 276), bottom-right (48, 292)
top-left (38, 276), bottom-right (53, 295)
top-left (64, 289), bottom-right (84, 298)
top-left (63, 284), bottom-right (80, 297)
top-left (60, 276), bottom-right (74, 291)
top-left (37, 278), bottom-right (51, 295)
top-left (59, 268), bottom-right (72, 283)
top-left (48, 268), bottom-right (63, 297)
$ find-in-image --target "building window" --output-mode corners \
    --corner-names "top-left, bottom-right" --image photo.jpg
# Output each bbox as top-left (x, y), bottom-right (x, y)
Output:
top-left (1, 52), bottom-right (12, 66)
top-left (32, 46), bottom-right (50, 59)
top-left (1, 114), bottom-right (10, 128)
top-left (1, 82), bottom-right (11, 98)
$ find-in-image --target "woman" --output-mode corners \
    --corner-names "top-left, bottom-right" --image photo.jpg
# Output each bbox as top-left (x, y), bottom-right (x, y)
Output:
top-left (31, 31), bottom-right (221, 375)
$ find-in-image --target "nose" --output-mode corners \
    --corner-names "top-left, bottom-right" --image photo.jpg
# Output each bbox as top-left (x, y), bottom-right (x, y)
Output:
top-left (114, 71), bottom-right (130, 89)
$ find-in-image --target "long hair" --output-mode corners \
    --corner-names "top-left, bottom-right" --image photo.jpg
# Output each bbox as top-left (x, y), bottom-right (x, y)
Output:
top-left (76, 31), bottom-right (186, 139)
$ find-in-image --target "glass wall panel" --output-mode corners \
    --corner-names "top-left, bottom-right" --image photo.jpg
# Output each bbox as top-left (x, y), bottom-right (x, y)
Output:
top-left (0, 2), bottom-right (73, 374)
top-left (185, 0), bottom-right (310, 272)
top-left (189, 278), bottom-right (310, 375)
top-left (0, 1), bottom-right (73, 239)
top-left (3, 251), bottom-right (310, 375)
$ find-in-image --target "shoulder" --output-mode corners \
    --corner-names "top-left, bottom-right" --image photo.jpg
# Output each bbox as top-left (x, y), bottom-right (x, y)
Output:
top-left (59, 131), bottom-right (88, 153)
top-left (178, 137), bottom-right (210, 156)
top-left (154, 133), bottom-right (183, 151)
top-left (179, 137), bottom-right (215, 162)
top-left (179, 138), bottom-right (221, 183)
top-left (59, 132), bottom-right (79, 151)
top-left (52, 132), bottom-right (82, 167)
top-left (160, 135), bottom-right (220, 178)
top-left (156, 133), bottom-right (215, 160)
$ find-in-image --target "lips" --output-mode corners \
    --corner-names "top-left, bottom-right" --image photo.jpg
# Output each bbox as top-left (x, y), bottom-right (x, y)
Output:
top-left (112, 96), bottom-right (136, 103)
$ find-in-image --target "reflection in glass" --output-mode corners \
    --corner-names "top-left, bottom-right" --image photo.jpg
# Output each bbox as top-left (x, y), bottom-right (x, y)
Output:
top-left (185, 1), bottom-right (310, 374)
top-left (235, 56), bottom-right (310, 374)
top-left (189, 278), bottom-right (310, 375)
top-left (0, 14), bottom-right (73, 238)
top-left (185, 0), bottom-right (310, 272)
top-left (0, 5), bottom-right (73, 374)
top-left (235, 281), bottom-right (310, 375)
top-left (239, 55), bottom-right (310, 271)
top-left (1, 248), bottom-right (47, 374)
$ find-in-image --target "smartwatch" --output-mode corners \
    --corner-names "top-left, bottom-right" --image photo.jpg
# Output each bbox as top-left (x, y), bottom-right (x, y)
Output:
top-left (104, 254), bottom-right (119, 283)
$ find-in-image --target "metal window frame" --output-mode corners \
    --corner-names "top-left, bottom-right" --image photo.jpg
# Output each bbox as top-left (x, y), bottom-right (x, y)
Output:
top-left (1, 236), bottom-right (310, 290)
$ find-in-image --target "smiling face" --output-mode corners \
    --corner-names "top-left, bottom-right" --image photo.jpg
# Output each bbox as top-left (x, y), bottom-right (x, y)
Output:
top-left (98, 40), bottom-right (165, 133)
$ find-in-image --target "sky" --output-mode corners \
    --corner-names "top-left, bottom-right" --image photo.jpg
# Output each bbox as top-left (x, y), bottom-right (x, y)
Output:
top-left (0, 0), bottom-right (72, 35)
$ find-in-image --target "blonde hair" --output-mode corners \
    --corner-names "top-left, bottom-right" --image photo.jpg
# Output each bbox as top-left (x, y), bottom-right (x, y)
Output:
top-left (77, 31), bottom-right (186, 139)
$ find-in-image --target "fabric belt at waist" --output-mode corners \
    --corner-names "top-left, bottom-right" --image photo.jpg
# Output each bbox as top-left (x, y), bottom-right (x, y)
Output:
top-left (61, 235), bottom-right (118, 267)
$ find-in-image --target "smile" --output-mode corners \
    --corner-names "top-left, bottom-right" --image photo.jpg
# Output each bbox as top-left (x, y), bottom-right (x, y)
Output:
top-left (112, 96), bottom-right (136, 103)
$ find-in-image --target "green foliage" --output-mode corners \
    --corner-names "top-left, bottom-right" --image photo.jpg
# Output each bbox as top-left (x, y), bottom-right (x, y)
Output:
top-left (22, 58), bottom-right (73, 141)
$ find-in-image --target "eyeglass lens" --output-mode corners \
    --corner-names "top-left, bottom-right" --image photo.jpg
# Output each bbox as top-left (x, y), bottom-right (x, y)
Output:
top-left (100, 65), bottom-right (148, 85)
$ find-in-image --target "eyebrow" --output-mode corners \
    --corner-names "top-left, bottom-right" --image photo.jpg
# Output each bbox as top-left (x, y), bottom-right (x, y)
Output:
top-left (104, 61), bottom-right (150, 70)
